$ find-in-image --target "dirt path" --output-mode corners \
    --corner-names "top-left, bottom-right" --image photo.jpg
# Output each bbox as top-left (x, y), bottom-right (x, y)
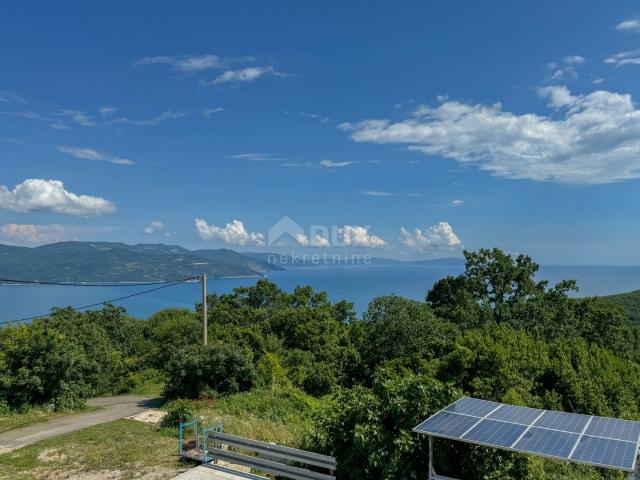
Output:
top-left (0, 395), bottom-right (161, 454)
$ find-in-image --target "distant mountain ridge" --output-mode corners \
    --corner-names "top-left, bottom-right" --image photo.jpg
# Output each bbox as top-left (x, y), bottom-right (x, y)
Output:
top-left (244, 251), bottom-right (465, 267)
top-left (0, 241), bottom-right (282, 282)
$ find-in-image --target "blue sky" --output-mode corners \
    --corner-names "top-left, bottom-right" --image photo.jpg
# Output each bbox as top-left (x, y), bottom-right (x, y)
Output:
top-left (2, 1), bottom-right (640, 264)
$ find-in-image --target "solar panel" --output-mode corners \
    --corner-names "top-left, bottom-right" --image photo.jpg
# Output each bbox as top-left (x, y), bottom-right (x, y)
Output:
top-left (464, 419), bottom-right (526, 448)
top-left (514, 427), bottom-right (578, 459)
top-left (413, 397), bottom-right (640, 472)
top-left (585, 417), bottom-right (640, 443)
top-left (571, 435), bottom-right (638, 470)
top-left (533, 410), bottom-right (589, 434)
top-left (414, 411), bottom-right (481, 439)
top-left (445, 397), bottom-right (500, 417)
top-left (488, 404), bottom-right (541, 425)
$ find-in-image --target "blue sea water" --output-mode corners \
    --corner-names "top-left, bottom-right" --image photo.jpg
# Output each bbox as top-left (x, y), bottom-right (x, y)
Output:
top-left (1, 264), bottom-right (640, 323)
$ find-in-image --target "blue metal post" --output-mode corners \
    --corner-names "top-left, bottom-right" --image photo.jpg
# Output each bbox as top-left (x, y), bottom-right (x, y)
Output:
top-left (195, 417), bottom-right (199, 450)
top-left (179, 422), bottom-right (183, 456)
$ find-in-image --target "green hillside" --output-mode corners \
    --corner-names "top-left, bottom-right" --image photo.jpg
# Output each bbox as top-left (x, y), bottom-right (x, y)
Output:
top-left (600, 289), bottom-right (640, 323)
top-left (0, 241), bottom-right (282, 282)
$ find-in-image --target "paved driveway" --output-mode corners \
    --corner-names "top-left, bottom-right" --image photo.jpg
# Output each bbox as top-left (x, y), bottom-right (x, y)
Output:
top-left (0, 395), bottom-right (161, 454)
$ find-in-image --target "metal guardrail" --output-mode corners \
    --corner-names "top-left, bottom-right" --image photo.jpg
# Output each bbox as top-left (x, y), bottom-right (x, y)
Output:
top-left (204, 430), bottom-right (336, 480)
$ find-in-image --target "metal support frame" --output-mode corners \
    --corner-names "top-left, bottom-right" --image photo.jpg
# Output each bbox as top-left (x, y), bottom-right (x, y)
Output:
top-left (179, 417), bottom-right (199, 456)
top-left (428, 436), bottom-right (461, 480)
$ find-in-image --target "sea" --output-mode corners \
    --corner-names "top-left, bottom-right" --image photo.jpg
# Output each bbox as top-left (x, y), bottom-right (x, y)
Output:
top-left (2, 264), bottom-right (640, 323)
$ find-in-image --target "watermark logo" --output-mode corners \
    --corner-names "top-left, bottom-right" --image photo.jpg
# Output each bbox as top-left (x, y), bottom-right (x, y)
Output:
top-left (267, 216), bottom-right (305, 247)
top-left (266, 216), bottom-right (374, 265)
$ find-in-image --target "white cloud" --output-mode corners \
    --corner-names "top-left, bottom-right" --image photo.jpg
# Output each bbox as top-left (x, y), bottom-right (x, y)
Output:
top-left (400, 222), bottom-right (462, 252)
top-left (100, 106), bottom-right (117, 115)
top-left (202, 107), bottom-right (225, 117)
top-left (342, 87), bottom-right (640, 184)
top-left (451, 199), bottom-right (464, 206)
top-left (0, 223), bottom-right (69, 244)
top-left (592, 78), bottom-right (604, 85)
top-left (300, 112), bottom-right (330, 123)
top-left (57, 146), bottom-right (134, 165)
top-left (109, 110), bottom-right (186, 127)
top-left (563, 55), bottom-right (585, 65)
top-left (144, 220), bottom-right (165, 235)
top-left (0, 179), bottom-right (116, 216)
top-left (616, 18), bottom-right (640, 32)
top-left (0, 91), bottom-right (26, 103)
top-left (338, 225), bottom-right (386, 248)
top-left (195, 218), bottom-right (265, 245)
top-left (229, 153), bottom-right (285, 162)
top-left (605, 49), bottom-right (640, 67)
top-left (135, 54), bottom-right (224, 72)
top-left (56, 109), bottom-right (96, 127)
top-left (295, 233), bottom-right (331, 247)
top-left (320, 159), bottom-right (353, 168)
top-left (360, 190), bottom-right (419, 197)
top-left (209, 66), bottom-right (285, 85)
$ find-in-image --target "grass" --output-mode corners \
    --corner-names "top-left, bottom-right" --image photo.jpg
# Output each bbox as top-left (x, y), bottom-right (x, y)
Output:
top-left (0, 387), bottom-right (317, 479)
top-left (166, 386), bottom-right (319, 448)
top-left (0, 406), bottom-right (100, 435)
top-left (0, 419), bottom-right (184, 480)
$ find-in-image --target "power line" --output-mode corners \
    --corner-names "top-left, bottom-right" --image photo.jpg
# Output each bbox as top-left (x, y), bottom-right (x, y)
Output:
top-left (0, 278), bottom-right (185, 287)
top-left (0, 276), bottom-right (200, 326)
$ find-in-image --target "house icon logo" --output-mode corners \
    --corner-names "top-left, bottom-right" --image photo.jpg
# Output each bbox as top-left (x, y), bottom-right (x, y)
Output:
top-left (267, 216), bottom-right (305, 246)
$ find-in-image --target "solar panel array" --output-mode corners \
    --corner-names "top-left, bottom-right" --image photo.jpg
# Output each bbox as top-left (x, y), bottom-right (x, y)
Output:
top-left (413, 397), bottom-right (640, 472)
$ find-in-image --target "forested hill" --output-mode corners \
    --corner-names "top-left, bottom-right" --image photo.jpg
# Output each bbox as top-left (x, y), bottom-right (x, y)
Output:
top-left (0, 241), bottom-right (282, 282)
top-left (601, 289), bottom-right (640, 323)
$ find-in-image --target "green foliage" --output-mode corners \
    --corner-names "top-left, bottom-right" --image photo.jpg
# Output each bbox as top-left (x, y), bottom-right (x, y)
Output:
top-left (161, 399), bottom-right (194, 428)
top-left (305, 369), bottom-right (459, 480)
top-left (2, 248), bottom-right (640, 480)
top-left (163, 343), bottom-right (257, 398)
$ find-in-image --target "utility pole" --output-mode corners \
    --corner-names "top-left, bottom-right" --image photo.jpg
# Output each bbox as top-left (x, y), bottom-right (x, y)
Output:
top-left (201, 273), bottom-right (207, 345)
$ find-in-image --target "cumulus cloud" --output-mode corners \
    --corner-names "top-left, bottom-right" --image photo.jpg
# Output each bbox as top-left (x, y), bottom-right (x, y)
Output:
top-left (0, 223), bottom-right (70, 244)
top-left (320, 159), bottom-right (353, 168)
top-left (0, 179), bottom-right (116, 216)
top-left (400, 222), bottom-right (462, 252)
top-left (338, 225), bottom-right (386, 248)
top-left (342, 87), bottom-right (640, 184)
top-left (616, 18), bottom-right (640, 32)
top-left (195, 218), bottom-right (265, 245)
top-left (57, 146), bottom-right (134, 165)
top-left (208, 66), bottom-right (285, 85)
top-left (144, 220), bottom-right (165, 235)
top-left (604, 49), bottom-right (640, 67)
top-left (135, 54), bottom-right (224, 72)
top-left (295, 233), bottom-right (331, 247)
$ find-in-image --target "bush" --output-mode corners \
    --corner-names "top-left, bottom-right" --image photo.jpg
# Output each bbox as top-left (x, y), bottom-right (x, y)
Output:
top-left (161, 400), bottom-right (195, 428)
top-left (163, 343), bottom-right (257, 398)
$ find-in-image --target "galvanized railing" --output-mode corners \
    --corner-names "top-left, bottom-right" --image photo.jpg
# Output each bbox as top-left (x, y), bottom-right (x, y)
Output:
top-left (204, 430), bottom-right (336, 480)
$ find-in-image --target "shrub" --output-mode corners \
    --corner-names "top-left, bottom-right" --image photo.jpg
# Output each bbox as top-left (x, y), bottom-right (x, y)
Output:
top-left (163, 343), bottom-right (257, 398)
top-left (161, 399), bottom-right (195, 428)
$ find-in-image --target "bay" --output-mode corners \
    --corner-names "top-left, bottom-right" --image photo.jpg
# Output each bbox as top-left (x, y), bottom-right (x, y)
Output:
top-left (1, 264), bottom-right (640, 323)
